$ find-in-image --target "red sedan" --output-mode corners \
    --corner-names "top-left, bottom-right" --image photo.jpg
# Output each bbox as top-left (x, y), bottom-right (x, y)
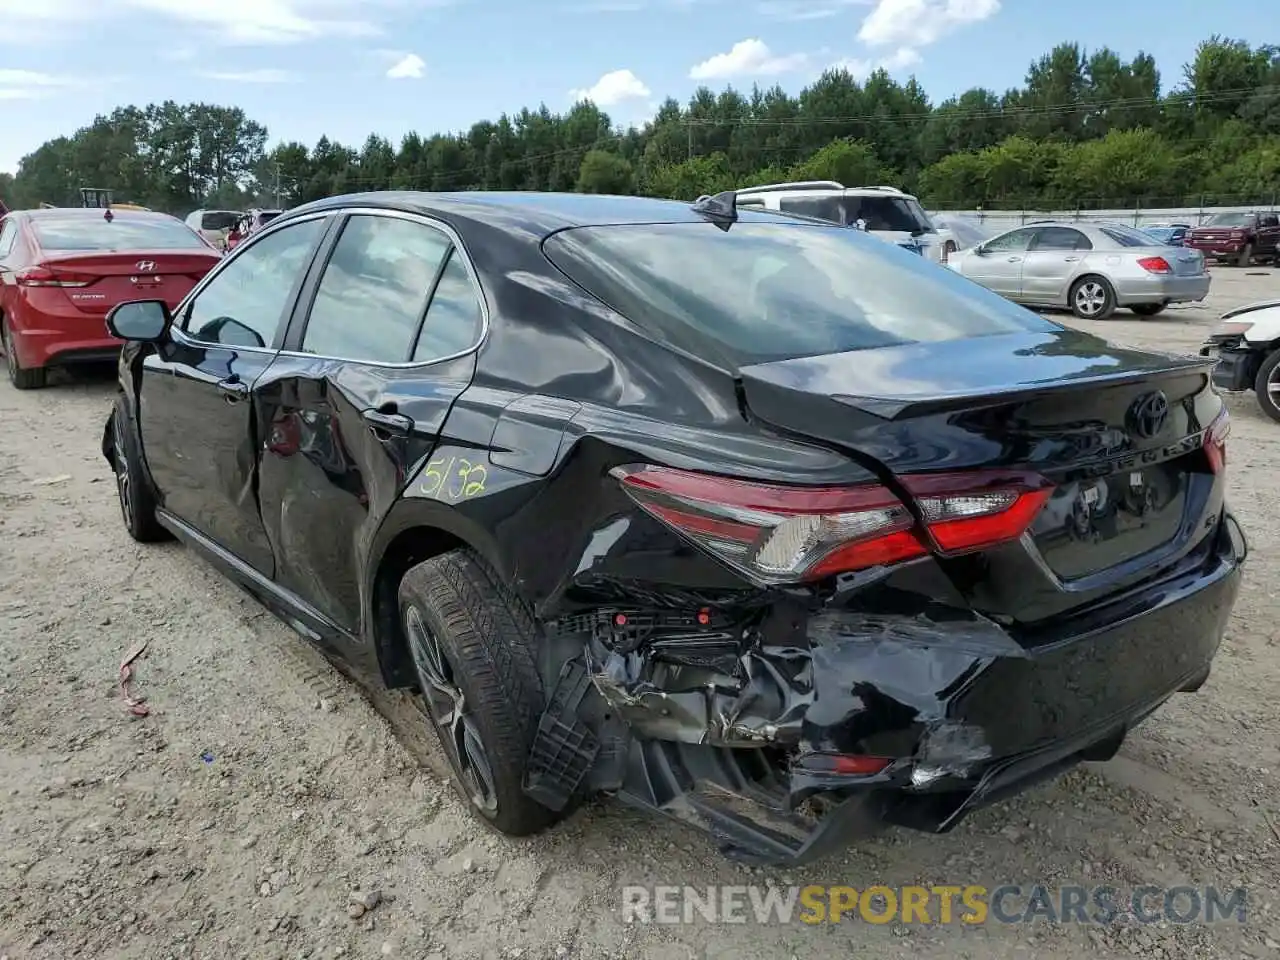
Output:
top-left (0, 207), bottom-right (221, 389)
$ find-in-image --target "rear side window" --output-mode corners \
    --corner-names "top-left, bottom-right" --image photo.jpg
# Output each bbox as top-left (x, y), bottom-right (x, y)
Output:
top-left (412, 249), bottom-right (484, 362)
top-left (1032, 227), bottom-right (1092, 251)
top-left (32, 217), bottom-right (209, 251)
top-left (300, 214), bottom-right (451, 362)
top-left (0, 219), bottom-right (17, 257)
top-left (779, 196), bottom-right (842, 223)
top-left (543, 221), bottom-right (1055, 367)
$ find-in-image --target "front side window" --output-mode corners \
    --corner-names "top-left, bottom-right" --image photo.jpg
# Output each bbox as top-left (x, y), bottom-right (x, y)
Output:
top-left (182, 218), bottom-right (325, 348)
top-left (543, 220), bottom-right (1055, 367)
top-left (840, 196), bottom-right (934, 234)
top-left (983, 228), bottom-right (1036, 252)
top-left (300, 214), bottom-right (451, 362)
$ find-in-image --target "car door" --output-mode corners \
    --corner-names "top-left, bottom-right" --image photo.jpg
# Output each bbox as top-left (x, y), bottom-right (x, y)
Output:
top-left (1259, 213), bottom-right (1280, 255)
top-left (138, 213), bottom-right (331, 575)
top-left (963, 227), bottom-right (1035, 297)
top-left (1020, 226), bottom-right (1091, 304)
top-left (254, 210), bottom-right (485, 636)
top-left (0, 217), bottom-right (19, 313)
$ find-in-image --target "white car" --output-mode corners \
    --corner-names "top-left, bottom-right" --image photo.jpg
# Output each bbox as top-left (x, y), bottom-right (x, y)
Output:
top-left (1201, 299), bottom-right (1280, 423)
top-left (733, 181), bottom-right (945, 263)
top-left (184, 209), bottom-right (241, 251)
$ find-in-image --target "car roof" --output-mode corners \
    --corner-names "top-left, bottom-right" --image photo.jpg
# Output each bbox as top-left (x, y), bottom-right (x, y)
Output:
top-left (288, 190), bottom-right (803, 236)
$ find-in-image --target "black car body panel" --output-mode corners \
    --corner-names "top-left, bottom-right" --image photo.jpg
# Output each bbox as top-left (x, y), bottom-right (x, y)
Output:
top-left (105, 191), bottom-right (1247, 864)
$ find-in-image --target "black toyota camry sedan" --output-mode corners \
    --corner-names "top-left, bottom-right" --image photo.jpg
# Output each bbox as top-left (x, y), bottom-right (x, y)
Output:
top-left (101, 190), bottom-right (1246, 864)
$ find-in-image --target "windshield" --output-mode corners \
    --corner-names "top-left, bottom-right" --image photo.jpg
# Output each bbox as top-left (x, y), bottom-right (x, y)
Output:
top-left (200, 211), bottom-right (241, 231)
top-left (1204, 212), bottom-right (1255, 227)
top-left (1099, 225), bottom-right (1161, 248)
top-left (543, 221), bottom-right (1054, 367)
top-left (33, 217), bottom-right (210, 251)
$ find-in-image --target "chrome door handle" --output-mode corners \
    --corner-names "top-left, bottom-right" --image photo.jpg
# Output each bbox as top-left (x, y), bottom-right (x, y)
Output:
top-left (1064, 256), bottom-right (1080, 262)
top-left (1007, 256), bottom-right (1023, 262)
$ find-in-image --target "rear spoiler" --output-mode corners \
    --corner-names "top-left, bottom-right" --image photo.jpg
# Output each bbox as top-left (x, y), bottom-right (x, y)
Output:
top-left (830, 356), bottom-right (1216, 421)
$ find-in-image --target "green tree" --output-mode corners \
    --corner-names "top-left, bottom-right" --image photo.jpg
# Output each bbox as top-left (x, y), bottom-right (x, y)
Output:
top-left (578, 150), bottom-right (635, 194)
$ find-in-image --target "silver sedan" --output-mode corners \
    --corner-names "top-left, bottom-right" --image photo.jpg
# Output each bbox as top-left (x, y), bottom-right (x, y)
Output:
top-left (946, 221), bottom-right (1210, 320)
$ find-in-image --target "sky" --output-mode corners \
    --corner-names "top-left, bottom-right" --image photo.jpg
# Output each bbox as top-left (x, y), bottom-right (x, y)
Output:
top-left (0, 0), bottom-right (1271, 175)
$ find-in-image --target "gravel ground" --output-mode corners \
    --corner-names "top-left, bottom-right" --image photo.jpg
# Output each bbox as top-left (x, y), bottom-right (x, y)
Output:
top-left (2, 267), bottom-right (1279, 960)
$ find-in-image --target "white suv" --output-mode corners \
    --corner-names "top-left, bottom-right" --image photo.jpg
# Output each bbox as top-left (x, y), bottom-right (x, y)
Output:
top-left (734, 181), bottom-right (944, 263)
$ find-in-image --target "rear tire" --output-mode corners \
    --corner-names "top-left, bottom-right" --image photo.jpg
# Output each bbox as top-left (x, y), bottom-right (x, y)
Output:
top-left (398, 549), bottom-right (562, 837)
top-left (1069, 276), bottom-right (1116, 320)
top-left (1236, 244), bottom-right (1253, 267)
top-left (1255, 349), bottom-right (1280, 424)
top-left (1131, 303), bottom-right (1166, 317)
top-left (2, 317), bottom-right (47, 390)
top-left (111, 396), bottom-right (169, 542)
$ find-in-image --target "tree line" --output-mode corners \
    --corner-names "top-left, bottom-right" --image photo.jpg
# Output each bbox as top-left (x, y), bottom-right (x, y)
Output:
top-left (2, 35), bottom-right (1277, 216)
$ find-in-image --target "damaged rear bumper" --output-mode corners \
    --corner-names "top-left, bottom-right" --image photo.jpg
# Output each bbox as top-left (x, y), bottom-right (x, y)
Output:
top-left (525, 512), bottom-right (1245, 865)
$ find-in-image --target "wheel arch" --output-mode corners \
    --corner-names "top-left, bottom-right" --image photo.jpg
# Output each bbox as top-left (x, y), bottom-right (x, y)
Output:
top-left (365, 498), bottom-right (521, 690)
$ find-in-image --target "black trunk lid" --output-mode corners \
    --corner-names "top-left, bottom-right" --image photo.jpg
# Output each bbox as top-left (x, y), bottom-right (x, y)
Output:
top-left (737, 329), bottom-right (1225, 622)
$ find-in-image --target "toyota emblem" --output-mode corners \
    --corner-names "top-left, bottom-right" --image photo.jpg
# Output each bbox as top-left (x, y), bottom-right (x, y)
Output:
top-left (136, 260), bottom-right (157, 272)
top-left (1127, 391), bottom-right (1169, 439)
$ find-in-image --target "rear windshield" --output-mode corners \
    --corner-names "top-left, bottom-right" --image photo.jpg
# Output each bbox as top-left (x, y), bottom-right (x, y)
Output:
top-left (543, 221), bottom-right (1055, 366)
top-left (200, 211), bottom-right (240, 231)
top-left (1099, 225), bottom-right (1161, 248)
top-left (33, 217), bottom-right (209, 251)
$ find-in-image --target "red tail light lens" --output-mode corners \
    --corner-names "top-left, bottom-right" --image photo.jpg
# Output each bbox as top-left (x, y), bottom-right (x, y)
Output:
top-left (611, 465), bottom-right (1054, 583)
top-left (1205, 408), bottom-right (1230, 474)
top-left (1136, 256), bottom-right (1171, 274)
top-left (16, 266), bottom-right (94, 288)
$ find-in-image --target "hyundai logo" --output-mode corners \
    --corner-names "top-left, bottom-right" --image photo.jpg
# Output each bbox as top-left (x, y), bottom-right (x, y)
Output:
top-left (1126, 391), bottom-right (1169, 440)
top-left (136, 260), bottom-right (157, 272)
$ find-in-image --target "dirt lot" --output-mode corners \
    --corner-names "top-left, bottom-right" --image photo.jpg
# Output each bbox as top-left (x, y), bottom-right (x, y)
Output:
top-left (2, 268), bottom-right (1279, 960)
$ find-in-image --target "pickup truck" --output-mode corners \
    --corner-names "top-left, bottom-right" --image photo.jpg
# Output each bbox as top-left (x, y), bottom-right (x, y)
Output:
top-left (1184, 210), bottom-right (1280, 266)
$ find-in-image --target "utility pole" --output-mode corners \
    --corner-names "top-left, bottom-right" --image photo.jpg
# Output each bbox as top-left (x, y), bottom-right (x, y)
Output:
top-left (274, 163), bottom-right (282, 209)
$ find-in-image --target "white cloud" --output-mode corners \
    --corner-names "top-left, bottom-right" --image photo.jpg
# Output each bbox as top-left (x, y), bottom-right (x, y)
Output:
top-left (198, 68), bottom-right (300, 83)
top-left (757, 0), bottom-right (870, 20)
top-left (689, 38), bottom-right (810, 80)
top-left (570, 69), bottom-right (651, 107)
top-left (386, 53), bottom-right (425, 79)
top-left (0, 69), bottom-right (78, 98)
top-left (829, 46), bottom-right (919, 78)
top-left (0, 0), bottom-right (441, 46)
top-left (857, 0), bottom-right (999, 49)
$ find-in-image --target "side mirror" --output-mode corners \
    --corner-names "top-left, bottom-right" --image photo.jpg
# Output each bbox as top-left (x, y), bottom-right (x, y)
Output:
top-left (973, 244), bottom-right (987, 255)
top-left (107, 300), bottom-right (172, 342)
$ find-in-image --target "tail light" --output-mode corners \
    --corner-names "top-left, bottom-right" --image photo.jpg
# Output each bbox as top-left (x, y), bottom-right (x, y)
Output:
top-left (1136, 256), bottom-right (1171, 274)
top-left (16, 266), bottom-right (95, 288)
top-left (611, 465), bottom-right (1053, 584)
top-left (1204, 408), bottom-right (1230, 474)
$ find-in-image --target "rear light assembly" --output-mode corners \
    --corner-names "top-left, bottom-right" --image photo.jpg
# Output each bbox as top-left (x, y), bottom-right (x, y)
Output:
top-left (1136, 256), bottom-right (1172, 274)
top-left (1204, 408), bottom-right (1230, 474)
top-left (611, 464), bottom-right (1053, 584)
top-left (16, 266), bottom-right (94, 288)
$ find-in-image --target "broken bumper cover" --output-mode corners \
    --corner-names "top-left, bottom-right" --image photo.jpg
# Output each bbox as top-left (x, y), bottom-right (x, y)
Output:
top-left (605, 513), bottom-right (1245, 865)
